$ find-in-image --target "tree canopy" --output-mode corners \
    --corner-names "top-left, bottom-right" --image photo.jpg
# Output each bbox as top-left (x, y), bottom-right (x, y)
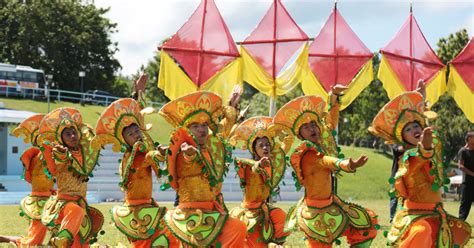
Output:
top-left (0, 1), bottom-right (120, 92)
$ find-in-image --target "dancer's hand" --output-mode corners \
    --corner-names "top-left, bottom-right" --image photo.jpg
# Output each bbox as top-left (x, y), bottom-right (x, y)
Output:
top-left (53, 142), bottom-right (68, 153)
top-left (421, 127), bottom-right (434, 149)
top-left (330, 84), bottom-right (348, 95)
top-left (346, 155), bottom-right (369, 171)
top-left (258, 157), bottom-right (271, 168)
top-left (180, 142), bottom-right (197, 156)
top-left (416, 79), bottom-right (426, 98)
top-left (229, 84), bottom-right (243, 108)
top-left (156, 144), bottom-right (168, 156)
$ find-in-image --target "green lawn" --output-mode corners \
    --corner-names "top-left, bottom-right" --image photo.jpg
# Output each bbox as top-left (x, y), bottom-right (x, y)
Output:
top-left (0, 201), bottom-right (472, 247)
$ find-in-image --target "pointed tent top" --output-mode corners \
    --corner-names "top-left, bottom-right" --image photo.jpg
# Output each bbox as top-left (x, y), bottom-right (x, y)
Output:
top-left (451, 37), bottom-right (474, 91)
top-left (161, 0), bottom-right (239, 86)
top-left (242, 0), bottom-right (309, 79)
top-left (380, 12), bottom-right (444, 90)
top-left (307, 7), bottom-right (372, 90)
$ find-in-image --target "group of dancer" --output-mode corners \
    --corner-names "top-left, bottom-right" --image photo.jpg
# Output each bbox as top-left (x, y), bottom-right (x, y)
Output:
top-left (1, 76), bottom-right (472, 247)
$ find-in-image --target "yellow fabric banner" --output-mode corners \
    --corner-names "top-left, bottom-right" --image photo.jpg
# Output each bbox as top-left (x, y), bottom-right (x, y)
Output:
top-left (240, 44), bottom-right (307, 97)
top-left (378, 55), bottom-right (446, 105)
top-left (158, 51), bottom-right (242, 102)
top-left (447, 66), bottom-right (474, 123)
top-left (301, 59), bottom-right (373, 110)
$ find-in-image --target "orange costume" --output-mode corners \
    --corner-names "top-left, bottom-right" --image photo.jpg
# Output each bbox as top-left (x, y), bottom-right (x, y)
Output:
top-left (38, 108), bottom-right (104, 247)
top-left (159, 91), bottom-right (247, 247)
top-left (12, 114), bottom-right (54, 246)
top-left (369, 92), bottom-right (471, 247)
top-left (274, 95), bottom-right (378, 247)
top-left (92, 98), bottom-right (178, 247)
top-left (229, 117), bottom-right (292, 247)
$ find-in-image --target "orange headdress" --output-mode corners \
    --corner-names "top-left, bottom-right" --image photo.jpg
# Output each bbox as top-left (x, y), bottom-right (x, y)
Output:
top-left (38, 107), bottom-right (90, 145)
top-left (12, 114), bottom-right (45, 146)
top-left (231, 116), bottom-right (290, 154)
top-left (369, 92), bottom-right (428, 145)
top-left (93, 98), bottom-right (153, 152)
top-left (159, 91), bottom-right (223, 132)
top-left (273, 95), bottom-right (327, 137)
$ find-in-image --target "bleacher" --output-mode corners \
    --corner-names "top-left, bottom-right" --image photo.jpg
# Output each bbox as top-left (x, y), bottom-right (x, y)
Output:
top-left (0, 147), bottom-right (303, 204)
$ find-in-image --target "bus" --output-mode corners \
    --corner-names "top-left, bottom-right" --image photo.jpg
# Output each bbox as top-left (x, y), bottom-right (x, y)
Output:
top-left (0, 63), bottom-right (46, 95)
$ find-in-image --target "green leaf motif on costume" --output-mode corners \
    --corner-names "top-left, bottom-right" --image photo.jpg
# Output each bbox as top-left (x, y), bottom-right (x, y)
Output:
top-left (20, 195), bottom-right (49, 220)
top-left (111, 205), bottom-right (166, 240)
top-left (165, 208), bottom-right (228, 247)
top-left (78, 214), bottom-right (92, 243)
top-left (344, 204), bottom-right (372, 229)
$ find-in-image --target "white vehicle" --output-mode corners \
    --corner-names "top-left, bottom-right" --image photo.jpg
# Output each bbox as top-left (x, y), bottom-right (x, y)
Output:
top-left (0, 63), bottom-right (45, 92)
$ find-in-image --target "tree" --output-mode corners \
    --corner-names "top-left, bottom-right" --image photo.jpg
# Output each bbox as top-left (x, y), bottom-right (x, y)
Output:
top-left (338, 53), bottom-right (389, 146)
top-left (432, 29), bottom-right (474, 162)
top-left (0, 1), bottom-right (120, 92)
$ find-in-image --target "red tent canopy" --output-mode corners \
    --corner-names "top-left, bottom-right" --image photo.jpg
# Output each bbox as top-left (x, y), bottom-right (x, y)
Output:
top-left (160, 0), bottom-right (239, 87)
top-left (241, 0), bottom-right (308, 79)
top-left (380, 12), bottom-right (444, 91)
top-left (308, 6), bottom-right (372, 92)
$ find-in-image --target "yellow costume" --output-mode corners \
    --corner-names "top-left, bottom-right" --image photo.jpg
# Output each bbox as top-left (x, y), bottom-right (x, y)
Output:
top-left (159, 91), bottom-right (247, 247)
top-left (12, 114), bottom-right (54, 246)
top-left (274, 95), bottom-right (378, 247)
top-left (92, 98), bottom-right (178, 247)
top-left (229, 116), bottom-right (292, 247)
top-left (369, 92), bottom-right (471, 247)
top-left (38, 108), bottom-right (104, 247)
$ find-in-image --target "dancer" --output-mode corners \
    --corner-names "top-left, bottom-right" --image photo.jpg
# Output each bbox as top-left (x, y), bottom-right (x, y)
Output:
top-left (38, 107), bottom-right (104, 247)
top-left (230, 116), bottom-right (292, 247)
top-left (274, 87), bottom-right (378, 247)
top-left (93, 94), bottom-right (178, 247)
top-left (369, 91), bottom-right (471, 247)
top-left (9, 114), bottom-right (54, 246)
top-left (159, 89), bottom-right (247, 247)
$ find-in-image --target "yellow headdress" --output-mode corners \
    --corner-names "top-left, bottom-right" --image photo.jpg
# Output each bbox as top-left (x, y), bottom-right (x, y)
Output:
top-left (369, 92), bottom-right (427, 145)
top-left (12, 114), bottom-right (45, 146)
top-left (93, 98), bottom-right (154, 152)
top-left (231, 116), bottom-right (289, 153)
top-left (273, 95), bottom-right (327, 137)
top-left (38, 108), bottom-right (89, 145)
top-left (159, 91), bottom-right (223, 132)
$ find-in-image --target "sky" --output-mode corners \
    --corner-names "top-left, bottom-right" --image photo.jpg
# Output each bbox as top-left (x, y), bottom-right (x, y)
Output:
top-left (94, 0), bottom-right (474, 76)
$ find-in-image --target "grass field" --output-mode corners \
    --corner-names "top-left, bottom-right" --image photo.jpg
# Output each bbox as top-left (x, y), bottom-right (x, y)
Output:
top-left (0, 201), bottom-right (472, 247)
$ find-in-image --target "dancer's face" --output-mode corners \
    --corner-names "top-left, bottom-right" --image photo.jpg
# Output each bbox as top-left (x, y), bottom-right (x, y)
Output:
top-left (61, 127), bottom-right (80, 149)
top-left (299, 121), bottom-right (320, 143)
top-left (188, 122), bottom-right (209, 146)
top-left (253, 137), bottom-right (271, 160)
top-left (122, 124), bottom-right (143, 147)
top-left (402, 122), bottom-right (422, 146)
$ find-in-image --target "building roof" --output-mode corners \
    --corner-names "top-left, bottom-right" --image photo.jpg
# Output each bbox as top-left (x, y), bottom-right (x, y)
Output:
top-left (0, 106), bottom-right (37, 124)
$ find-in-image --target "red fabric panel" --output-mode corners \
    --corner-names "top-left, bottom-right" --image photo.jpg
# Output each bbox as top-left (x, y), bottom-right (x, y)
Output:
top-left (242, 0), bottom-right (308, 78)
top-left (380, 13), bottom-right (444, 90)
top-left (161, 0), bottom-right (239, 86)
top-left (452, 37), bottom-right (474, 92)
top-left (308, 8), bottom-right (372, 91)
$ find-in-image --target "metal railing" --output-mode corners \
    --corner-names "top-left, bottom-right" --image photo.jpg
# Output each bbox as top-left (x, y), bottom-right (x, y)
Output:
top-left (0, 85), bottom-right (164, 108)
